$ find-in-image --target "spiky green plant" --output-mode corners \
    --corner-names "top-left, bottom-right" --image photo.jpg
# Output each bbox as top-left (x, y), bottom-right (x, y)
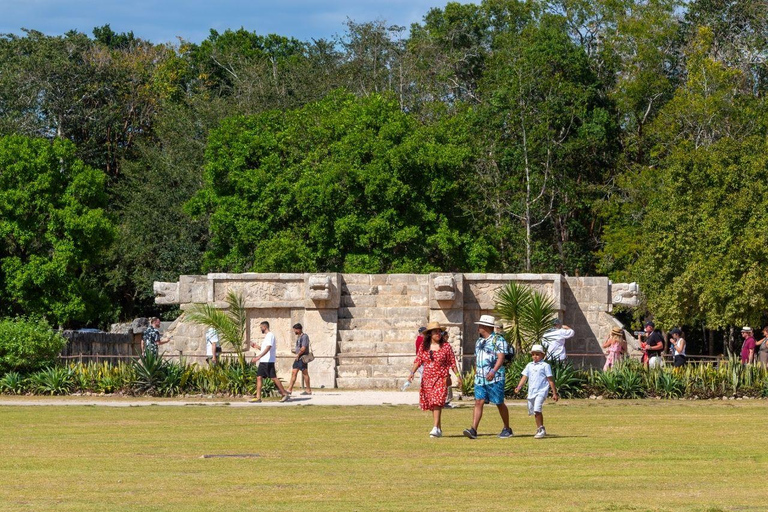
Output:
top-left (132, 352), bottom-right (168, 395)
top-left (495, 282), bottom-right (556, 353)
top-left (186, 290), bottom-right (248, 368)
top-left (0, 371), bottom-right (26, 394)
top-left (494, 282), bottom-right (531, 354)
top-left (460, 368), bottom-right (475, 396)
top-left (520, 290), bottom-right (556, 348)
top-left (28, 367), bottom-right (73, 395)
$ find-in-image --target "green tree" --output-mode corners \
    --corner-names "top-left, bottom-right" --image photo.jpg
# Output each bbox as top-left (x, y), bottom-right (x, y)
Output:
top-left (600, 28), bottom-right (768, 329)
top-left (187, 91), bottom-right (478, 273)
top-left (0, 135), bottom-right (114, 326)
top-left (472, 14), bottom-right (616, 273)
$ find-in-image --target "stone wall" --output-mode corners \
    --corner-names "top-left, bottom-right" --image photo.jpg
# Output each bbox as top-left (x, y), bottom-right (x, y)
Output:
top-left (154, 273), bottom-right (638, 389)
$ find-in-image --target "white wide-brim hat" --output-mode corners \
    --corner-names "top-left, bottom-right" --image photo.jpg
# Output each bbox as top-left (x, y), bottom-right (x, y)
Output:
top-left (475, 314), bottom-right (496, 327)
top-left (530, 344), bottom-right (546, 354)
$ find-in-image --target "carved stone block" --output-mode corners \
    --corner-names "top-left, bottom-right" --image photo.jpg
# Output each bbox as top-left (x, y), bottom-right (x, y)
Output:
top-left (433, 275), bottom-right (456, 301)
top-left (308, 274), bottom-right (332, 301)
top-left (154, 282), bottom-right (179, 305)
top-left (611, 281), bottom-right (641, 307)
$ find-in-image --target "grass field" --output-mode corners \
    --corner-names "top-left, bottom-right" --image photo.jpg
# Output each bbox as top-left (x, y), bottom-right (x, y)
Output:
top-left (2, 399), bottom-right (767, 512)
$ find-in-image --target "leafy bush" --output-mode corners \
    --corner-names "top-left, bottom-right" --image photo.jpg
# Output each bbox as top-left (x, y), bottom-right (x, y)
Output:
top-left (132, 352), bottom-right (169, 395)
top-left (0, 318), bottom-right (66, 374)
top-left (28, 366), bottom-right (73, 395)
top-left (646, 370), bottom-right (685, 398)
top-left (503, 355), bottom-right (587, 399)
top-left (589, 360), bottom-right (645, 398)
top-left (460, 368), bottom-right (475, 396)
top-left (0, 371), bottom-right (26, 394)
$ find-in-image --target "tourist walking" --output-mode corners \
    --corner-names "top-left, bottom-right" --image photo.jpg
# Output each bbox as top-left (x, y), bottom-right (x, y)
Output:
top-left (740, 327), bottom-right (756, 364)
top-left (640, 321), bottom-right (664, 368)
top-left (287, 323), bottom-right (312, 395)
top-left (542, 318), bottom-right (574, 361)
top-left (756, 326), bottom-right (768, 367)
top-left (668, 328), bottom-right (686, 367)
top-left (249, 321), bottom-right (290, 403)
top-left (602, 327), bottom-right (625, 371)
top-left (205, 327), bottom-right (220, 365)
top-left (463, 315), bottom-right (512, 440)
top-left (407, 322), bottom-right (460, 438)
top-left (141, 317), bottom-right (171, 358)
top-left (514, 344), bottom-right (559, 439)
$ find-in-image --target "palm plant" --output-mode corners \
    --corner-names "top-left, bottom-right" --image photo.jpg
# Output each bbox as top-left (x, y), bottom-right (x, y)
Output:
top-left (494, 282), bottom-right (530, 354)
top-left (495, 282), bottom-right (556, 353)
top-left (186, 290), bottom-right (248, 368)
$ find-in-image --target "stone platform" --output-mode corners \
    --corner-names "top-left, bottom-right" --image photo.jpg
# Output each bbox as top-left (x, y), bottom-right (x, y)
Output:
top-left (154, 273), bottom-right (639, 389)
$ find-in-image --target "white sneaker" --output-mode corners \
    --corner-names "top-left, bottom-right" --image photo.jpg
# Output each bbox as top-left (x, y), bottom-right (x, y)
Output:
top-left (429, 427), bottom-right (443, 438)
top-left (534, 427), bottom-right (546, 439)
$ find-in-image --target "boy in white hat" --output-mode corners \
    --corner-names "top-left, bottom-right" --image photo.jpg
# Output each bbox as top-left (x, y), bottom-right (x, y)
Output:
top-left (514, 344), bottom-right (559, 439)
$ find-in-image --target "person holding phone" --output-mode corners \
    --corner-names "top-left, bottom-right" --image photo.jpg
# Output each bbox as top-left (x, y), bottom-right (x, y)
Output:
top-left (668, 328), bottom-right (686, 367)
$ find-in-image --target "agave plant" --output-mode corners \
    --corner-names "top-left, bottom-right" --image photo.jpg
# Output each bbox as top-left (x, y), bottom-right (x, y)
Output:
top-left (133, 351), bottom-right (169, 395)
top-left (495, 282), bottom-right (556, 353)
top-left (186, 290), bottom-right (248, 368)
top-left (0, 371), bottom-right (26, 394)
top-left (28, 367), bottom-right (73, 395)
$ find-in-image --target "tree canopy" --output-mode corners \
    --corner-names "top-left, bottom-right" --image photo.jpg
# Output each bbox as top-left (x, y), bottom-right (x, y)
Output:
top-left (0, 0), bottom-right (766, 340)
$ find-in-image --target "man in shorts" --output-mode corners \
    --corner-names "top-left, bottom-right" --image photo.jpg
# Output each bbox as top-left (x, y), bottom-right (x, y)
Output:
top-left (287, 323), bottom-right (312, 395)
top-left (249, 321), bottom-right (290, 403)
top-left (463, 314), bottom-right (512, 439)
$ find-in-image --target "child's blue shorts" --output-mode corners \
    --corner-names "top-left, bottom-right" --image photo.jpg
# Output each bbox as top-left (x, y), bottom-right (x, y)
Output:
top-left (474, 380), bottom-right (505, 405)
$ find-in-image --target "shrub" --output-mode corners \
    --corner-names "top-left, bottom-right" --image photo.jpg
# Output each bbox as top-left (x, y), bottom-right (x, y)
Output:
top-left (0, 318), bottom-right (66, 374)
top-left (0, 371), bottom-right (26, 394)
top-left (132, 352), bottom-right (168, 395)
top-left (590, 360), bottom-right (645, 398)
top-left (28, 366), bottom-right (73, 395)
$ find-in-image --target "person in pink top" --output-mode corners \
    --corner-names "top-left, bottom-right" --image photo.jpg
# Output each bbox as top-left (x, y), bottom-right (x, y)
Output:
top-left (602, 327), bottom-right (626, 371)
top-left (740, 326), bottom-right (756, 364)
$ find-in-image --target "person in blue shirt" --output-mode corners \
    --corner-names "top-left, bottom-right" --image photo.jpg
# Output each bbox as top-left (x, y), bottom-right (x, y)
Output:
top-left (463, 315), bottom-right (512, 439)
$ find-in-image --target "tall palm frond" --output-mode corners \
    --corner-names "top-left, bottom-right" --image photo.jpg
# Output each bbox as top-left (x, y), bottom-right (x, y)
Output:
top-left (520, 289), bottom-right (556, 349)
top-left (186, 291), bottom-right (248, 368)
top-left (495, 282), bottom-right (533, 353)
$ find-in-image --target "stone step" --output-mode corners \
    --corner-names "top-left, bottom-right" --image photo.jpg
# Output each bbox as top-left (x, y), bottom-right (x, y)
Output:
top-left (338, 328), bottom-right (418, 343)
top-left (340, 294), bottom-right (429, 308)
top-left (341, 274), bottom-right (429, 286)
top-left (337, 317), bottom-right (427, 331)
top-left (336, 376), bottom-right (417, 390)
top-left (337, 363), bottom-right (413, 379)
top-left (338, 340), bottom-right (416, 354)
top-left (338, 306), bottom-right (429, 320)
top-left (337, 354), bottom-right (416, 366)
top-left (341, 283), bottom-right (428, 297)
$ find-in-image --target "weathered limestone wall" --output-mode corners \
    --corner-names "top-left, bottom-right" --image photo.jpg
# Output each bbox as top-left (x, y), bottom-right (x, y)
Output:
top-left (155, 273), bottom-right (638, 389)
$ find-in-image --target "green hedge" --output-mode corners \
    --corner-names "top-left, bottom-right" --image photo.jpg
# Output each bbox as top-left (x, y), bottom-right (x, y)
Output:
top-left (0, 357), bottom-right (278, 397)
top-left (458, 356), bottom-right (768, 400)
top-left (0, 318), bottom-right (66, 375)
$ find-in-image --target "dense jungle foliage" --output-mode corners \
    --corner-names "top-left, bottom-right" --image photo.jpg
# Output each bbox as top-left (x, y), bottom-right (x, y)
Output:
top-left (1, 0), bottom-right (767, 348)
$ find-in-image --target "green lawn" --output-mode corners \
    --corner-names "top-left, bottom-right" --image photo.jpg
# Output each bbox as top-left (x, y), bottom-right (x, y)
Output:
top-left (2, 400), bottom-right (766, 511)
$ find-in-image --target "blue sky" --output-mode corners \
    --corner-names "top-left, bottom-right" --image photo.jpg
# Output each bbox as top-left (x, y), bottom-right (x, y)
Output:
top-left (1, 0), bottom-right (459, 43)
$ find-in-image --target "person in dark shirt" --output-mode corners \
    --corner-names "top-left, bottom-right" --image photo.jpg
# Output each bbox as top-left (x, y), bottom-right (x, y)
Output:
top-left (640, 321), bottom-right (664, 368)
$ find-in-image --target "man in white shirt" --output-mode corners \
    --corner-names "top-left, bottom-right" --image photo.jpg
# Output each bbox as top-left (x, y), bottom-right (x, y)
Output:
top-left (205, 327), bottom-right (220, 365)
top-left (249, 321), bottom-right (290, 403)
top-left (541, 319), bottom-right (574, 361)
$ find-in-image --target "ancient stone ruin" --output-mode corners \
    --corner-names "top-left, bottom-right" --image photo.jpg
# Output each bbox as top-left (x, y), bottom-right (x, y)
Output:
top-left (154, 273), bottom-right (640, 389)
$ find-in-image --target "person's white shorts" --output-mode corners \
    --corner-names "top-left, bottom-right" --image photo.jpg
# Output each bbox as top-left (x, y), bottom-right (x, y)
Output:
top-left (648, 356), bottom-right (665, 369)
top-left (527, 395), bottom-right (546, 415)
